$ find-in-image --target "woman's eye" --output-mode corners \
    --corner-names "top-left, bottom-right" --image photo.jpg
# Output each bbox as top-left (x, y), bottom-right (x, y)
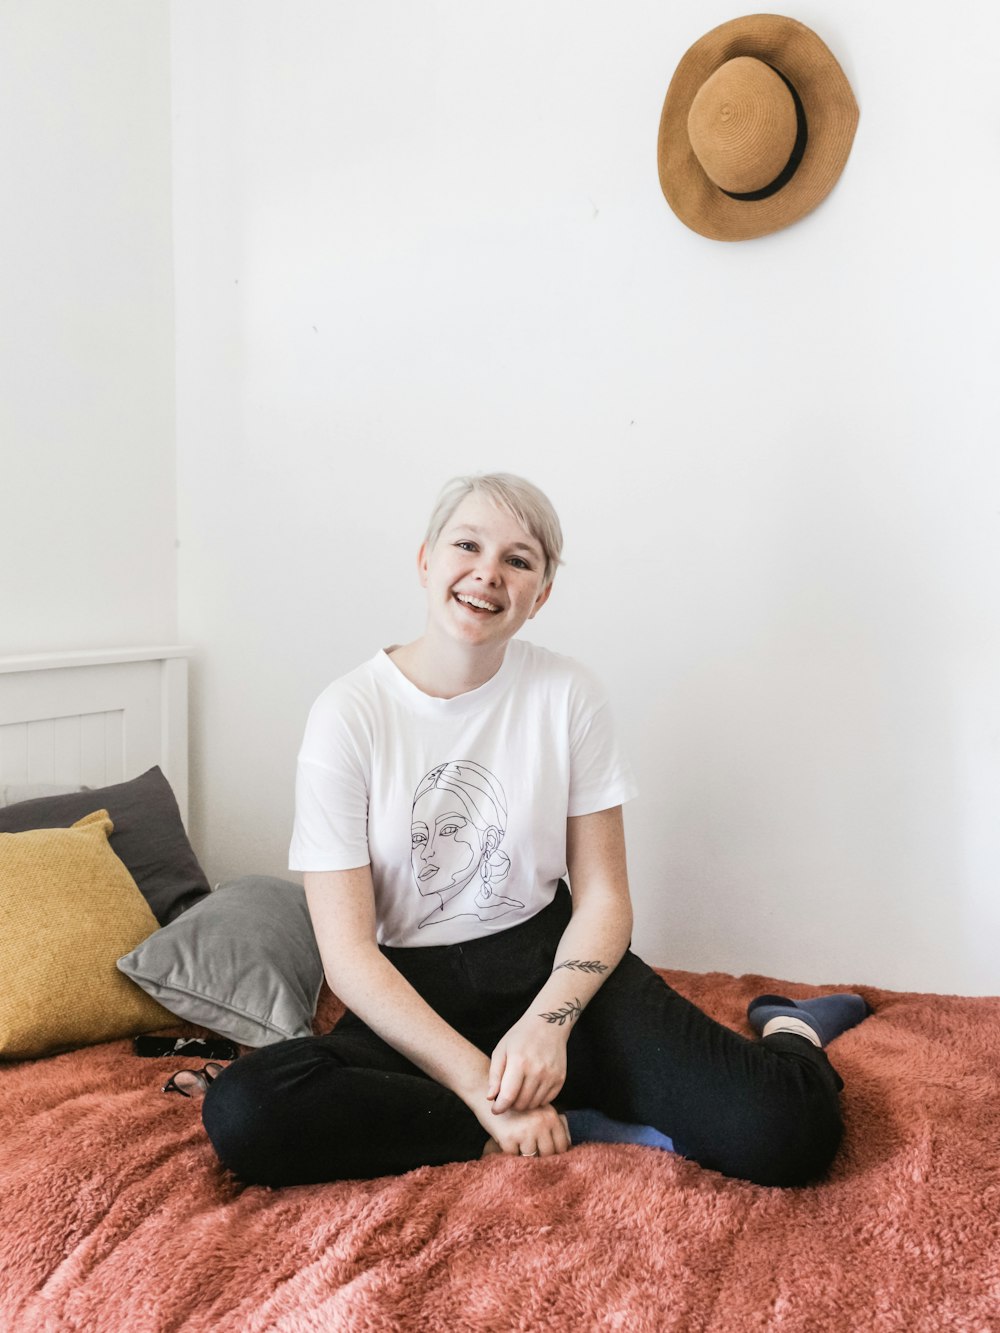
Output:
top-left (411, 832), bottom-right (427, 847)
top-left (440, 824), bottom-right (458, 836)
top-left (455, 541), bottom-right (477, 552)
top-left (508, 557), bottom-right (530, 570)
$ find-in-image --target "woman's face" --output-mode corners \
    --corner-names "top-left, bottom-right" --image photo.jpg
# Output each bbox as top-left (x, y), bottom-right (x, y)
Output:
top-left (417, 494), bottom-right (551, 651)
top-left (411, 786), bottom-right (484, 899)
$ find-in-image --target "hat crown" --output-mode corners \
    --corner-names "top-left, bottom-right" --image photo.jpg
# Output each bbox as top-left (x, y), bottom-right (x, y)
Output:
top-left (687, 56), bottom-right (798, 195)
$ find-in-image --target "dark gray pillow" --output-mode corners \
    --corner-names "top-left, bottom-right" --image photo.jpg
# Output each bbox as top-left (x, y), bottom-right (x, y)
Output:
top-left (0, 767), bottom-right (209, 924)
top-left (117, 875), bottom-right (324, 1047)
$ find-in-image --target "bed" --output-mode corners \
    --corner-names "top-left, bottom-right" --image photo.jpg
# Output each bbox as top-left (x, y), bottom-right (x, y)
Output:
top-left (1, 649), bottom-right (997, 1332)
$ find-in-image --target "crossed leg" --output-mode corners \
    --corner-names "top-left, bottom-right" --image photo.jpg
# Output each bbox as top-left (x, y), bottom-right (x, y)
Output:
top-left (561, 952), bottom-right (846, 1186)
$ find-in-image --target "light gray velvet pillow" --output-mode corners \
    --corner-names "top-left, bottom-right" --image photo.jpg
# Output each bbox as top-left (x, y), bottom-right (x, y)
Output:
top-left (117, 875), bottom-right (323, 1046)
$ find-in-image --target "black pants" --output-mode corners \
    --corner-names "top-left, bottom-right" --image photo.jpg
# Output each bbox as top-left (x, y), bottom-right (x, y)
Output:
top-left (203, 885), bottom-right (844, 1188)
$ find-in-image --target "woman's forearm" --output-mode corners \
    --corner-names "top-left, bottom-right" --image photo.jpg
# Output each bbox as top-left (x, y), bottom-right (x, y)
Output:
top-left (331, 945), bottom-right (495, 1100)
top-left (528, 883), bottom-right (633, 1026)
top-left (486, 808), bottom-right (634, 1114)
top-left (305, 869), bottom-right (491, 1109)
top-left (533, 804), bottom-right (634, 1025)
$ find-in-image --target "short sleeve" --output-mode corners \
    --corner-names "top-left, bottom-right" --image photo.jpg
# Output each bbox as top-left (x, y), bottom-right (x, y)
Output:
top-left (566, 668), bottom-right (638, 817)
top-left (288, 690), bottom-right (371, 872)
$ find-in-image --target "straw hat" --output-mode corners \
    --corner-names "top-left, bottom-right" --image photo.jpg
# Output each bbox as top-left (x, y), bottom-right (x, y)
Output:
top-left (657, 14), bottom-right (859, 241)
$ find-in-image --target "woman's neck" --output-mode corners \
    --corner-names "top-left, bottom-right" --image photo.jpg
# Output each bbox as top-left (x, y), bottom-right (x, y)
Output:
top-left (387, 633), bottom-right (508, 699)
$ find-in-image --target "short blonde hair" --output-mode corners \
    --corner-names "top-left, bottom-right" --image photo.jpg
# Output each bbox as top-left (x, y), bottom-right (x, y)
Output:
top-left (425, 473), bottom-right (564, 587)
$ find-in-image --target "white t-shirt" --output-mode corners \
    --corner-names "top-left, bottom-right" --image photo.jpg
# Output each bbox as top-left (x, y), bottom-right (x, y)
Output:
top-left (289, 639), bottom-right (637, 947)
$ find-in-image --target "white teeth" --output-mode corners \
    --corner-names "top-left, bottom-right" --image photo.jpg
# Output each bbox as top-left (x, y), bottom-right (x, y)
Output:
top-left (456, 594), bottom-right (500, 612)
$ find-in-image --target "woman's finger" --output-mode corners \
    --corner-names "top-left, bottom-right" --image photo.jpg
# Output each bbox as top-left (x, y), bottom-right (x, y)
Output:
top-left (536, 1120), bottom-right (567, 1157)
top-left (486, 1047), bottom-right (506, 1102)
top-left (532, 1077), bottom-right (564, 1111)
top-left (509, 1062), bottom-right (567, 1111)
top-left (517, 1109), bottom-right (571, 1158)
top-left (492, 1062), bottom-right (526, 1114)
top-left (513, 1075), bottom-right (545, 1112)
top-left (544, 1116), bottom-right (570, 1156)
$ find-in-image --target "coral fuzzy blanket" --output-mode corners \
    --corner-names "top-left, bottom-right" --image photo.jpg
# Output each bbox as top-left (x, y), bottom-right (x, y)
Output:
top-left (1, 969), bottom-right (997, 1332)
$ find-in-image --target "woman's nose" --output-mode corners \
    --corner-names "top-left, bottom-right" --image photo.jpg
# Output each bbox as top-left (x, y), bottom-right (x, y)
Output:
top-left (475, 553), bottom-right (501, 584)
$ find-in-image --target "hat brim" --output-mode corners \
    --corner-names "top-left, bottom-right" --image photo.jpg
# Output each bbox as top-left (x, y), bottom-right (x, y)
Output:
top-left (658, 14), bottom-right (859, 241)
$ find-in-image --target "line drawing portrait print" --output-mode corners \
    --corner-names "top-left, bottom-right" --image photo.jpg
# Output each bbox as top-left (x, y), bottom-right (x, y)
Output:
top-left (410, 761), bottom-right (524, 929)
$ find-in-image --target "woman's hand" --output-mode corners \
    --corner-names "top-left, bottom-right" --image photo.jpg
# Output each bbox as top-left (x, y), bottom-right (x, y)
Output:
top-left (487, 1013), bottom-right (569, 1113)
top-left (476, 1100), bottom-right (571, 1158)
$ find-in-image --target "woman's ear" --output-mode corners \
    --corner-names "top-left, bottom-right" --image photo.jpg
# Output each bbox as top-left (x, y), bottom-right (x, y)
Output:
top-left (417, 542), bottom-right (430, 588)
top-left (529, 581), bottom-right (553, 619)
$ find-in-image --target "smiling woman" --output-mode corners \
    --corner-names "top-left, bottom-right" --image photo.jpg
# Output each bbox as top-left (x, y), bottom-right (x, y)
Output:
top-left (201, 472), bottom-right (870, 1188)
top-left (403, 488), bottom-right (555, 686)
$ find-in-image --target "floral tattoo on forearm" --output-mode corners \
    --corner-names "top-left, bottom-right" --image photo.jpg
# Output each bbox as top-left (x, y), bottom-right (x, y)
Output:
top-left (539, 997), bottom-right (584, 1026)
top-left (538, 961), bottom-right (609, 1025)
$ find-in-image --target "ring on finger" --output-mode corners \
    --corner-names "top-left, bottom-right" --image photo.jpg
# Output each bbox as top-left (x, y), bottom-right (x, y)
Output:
top-left (520, 1148), bottom-right (539, 1157)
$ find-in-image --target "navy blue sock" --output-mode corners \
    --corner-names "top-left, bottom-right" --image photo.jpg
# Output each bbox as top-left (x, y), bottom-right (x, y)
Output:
top-left (747, 993), bottom-right (871, 1047)
top-left (565, 1108), bottom-right (674, 1153)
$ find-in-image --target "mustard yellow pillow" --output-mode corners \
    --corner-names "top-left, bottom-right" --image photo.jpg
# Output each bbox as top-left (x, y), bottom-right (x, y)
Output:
top-left (0, 810), bottom-right (174, 1059)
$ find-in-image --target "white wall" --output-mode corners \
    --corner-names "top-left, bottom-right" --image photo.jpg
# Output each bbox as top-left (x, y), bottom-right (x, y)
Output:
top-left (0, 1), bottom-right (176, 656)
top-left (172, 0), bottom-right (1000, 994)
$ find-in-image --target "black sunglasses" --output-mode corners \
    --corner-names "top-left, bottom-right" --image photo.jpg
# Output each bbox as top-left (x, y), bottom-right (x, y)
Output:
top-left (162, 1060), bottom-right (226, 1097)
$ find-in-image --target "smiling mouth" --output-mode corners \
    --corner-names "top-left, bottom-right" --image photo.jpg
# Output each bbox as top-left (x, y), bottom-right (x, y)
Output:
top-left (455, 593), bottom-right (502, 614)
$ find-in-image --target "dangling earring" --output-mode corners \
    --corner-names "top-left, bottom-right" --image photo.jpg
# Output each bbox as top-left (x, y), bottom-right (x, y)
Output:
top-left (479, 858), bottom-right (492, 900)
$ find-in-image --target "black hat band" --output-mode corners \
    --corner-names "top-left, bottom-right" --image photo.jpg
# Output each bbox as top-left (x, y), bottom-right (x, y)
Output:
top-left (719, 66), bottom-right (808, 202)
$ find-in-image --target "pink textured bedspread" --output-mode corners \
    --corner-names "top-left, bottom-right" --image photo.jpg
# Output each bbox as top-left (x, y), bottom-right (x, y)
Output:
top-left (2, 969), bottom-right (997, 1332)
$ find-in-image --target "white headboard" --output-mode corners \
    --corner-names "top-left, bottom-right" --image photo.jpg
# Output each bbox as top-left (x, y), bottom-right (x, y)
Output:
top-left (0, 647), bottom-right (192, 825)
